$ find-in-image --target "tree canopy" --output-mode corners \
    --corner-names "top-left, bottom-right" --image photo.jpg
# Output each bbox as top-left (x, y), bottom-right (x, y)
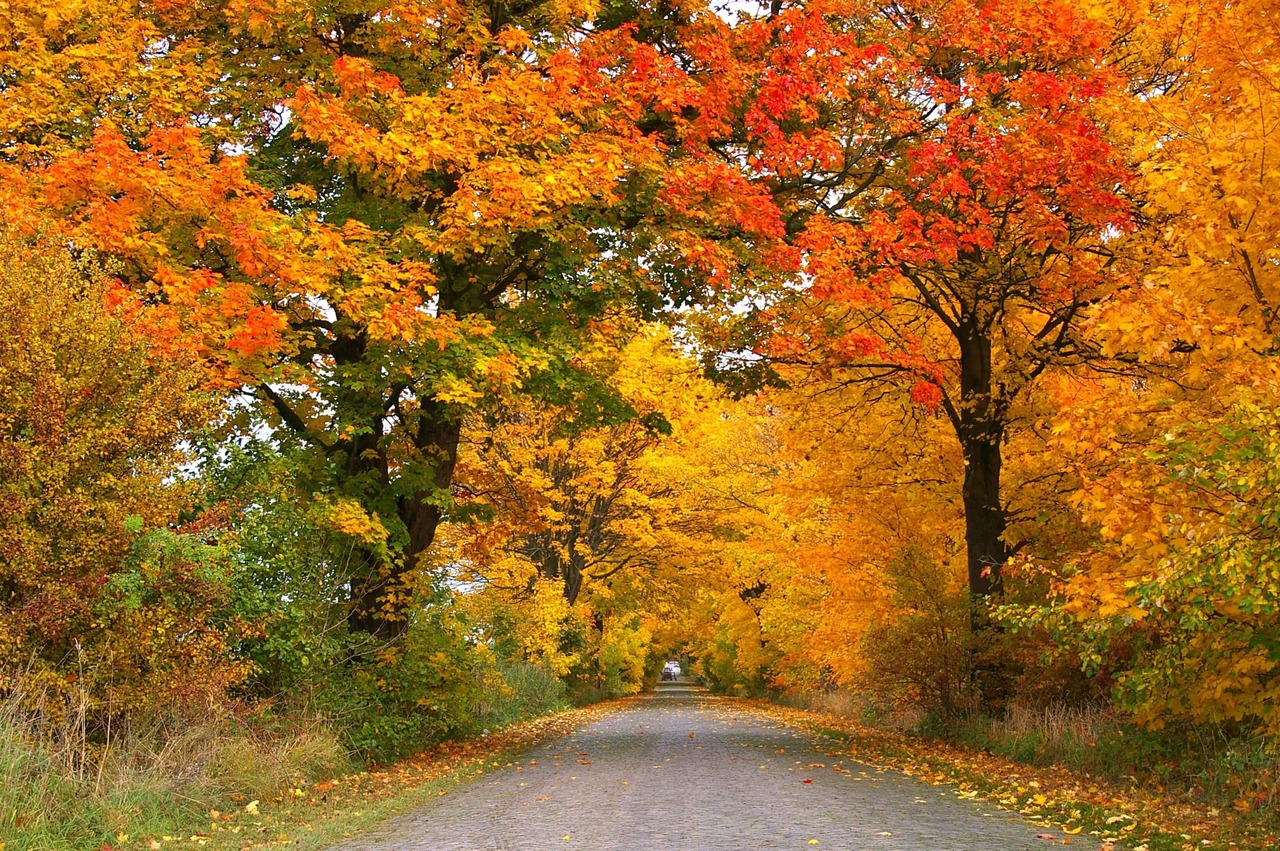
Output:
top-left (2, 0), bottom-right (1279, 772)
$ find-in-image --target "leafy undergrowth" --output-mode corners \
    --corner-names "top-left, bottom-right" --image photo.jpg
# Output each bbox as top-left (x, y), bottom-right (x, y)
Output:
top-left (743, 701), bottom-right (1278, 851)
top-left (87, 700), bottom-right (630, 851)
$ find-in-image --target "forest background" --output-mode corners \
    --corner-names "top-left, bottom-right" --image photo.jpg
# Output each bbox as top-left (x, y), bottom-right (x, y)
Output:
top-left (1, 0), bottom-right (1279, 846)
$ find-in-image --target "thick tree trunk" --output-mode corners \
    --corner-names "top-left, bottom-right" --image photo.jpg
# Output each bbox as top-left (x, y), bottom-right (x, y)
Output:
top-left (348, 400), bottom-right (463, 641)
top-left (563, 557), bottom-right (584, 606)
top-left (956, 318), bottom-right (1008, 599)
top-left (530, 550), bottom-right (584, 606)
top-left (960, 428), bottom-right (1006, 598)
top-left (954, 321), bottom-right (1016, 708)
top-left (348, 548), bottom-right (400, 641)
top-left (401, 399), bottom-right (463, 560)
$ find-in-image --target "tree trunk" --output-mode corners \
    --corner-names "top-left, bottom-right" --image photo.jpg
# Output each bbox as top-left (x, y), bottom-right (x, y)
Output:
top-left (563, 556), bottom-right (584, 606)
top-left (401, 398), bottom-right (463, 561)
top-left (349, 400), bottom-right (463, 640)
top-left (960, 428), bottom-right (1006, 598)
top-left (530, 550), bottom-right (584, 606)
top-left (956, 318), bottom-right (1008, 599)
top-left (348, 547), bottom-right (400, 640)
top-left (954, 321), bottom-right (1016, 708)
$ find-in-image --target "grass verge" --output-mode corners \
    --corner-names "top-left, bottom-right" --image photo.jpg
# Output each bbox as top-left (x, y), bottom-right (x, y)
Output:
top-left (97, 699), bottom-right (628, 851)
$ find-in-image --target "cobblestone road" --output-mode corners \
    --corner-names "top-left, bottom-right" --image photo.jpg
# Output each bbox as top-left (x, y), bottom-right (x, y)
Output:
top-left (331, 682), bottom-right (1053, 850)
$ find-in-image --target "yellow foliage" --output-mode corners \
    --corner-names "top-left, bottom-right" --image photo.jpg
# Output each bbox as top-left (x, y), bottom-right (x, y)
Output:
top-left (318, 498), bottom-right (391, 546)
top-left (0, 237), bottom-right (239, 722)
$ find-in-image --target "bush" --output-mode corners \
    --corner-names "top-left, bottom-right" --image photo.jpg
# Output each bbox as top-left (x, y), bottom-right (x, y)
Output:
top-left (1008, 398), bottom-right (1280, 735)
top-left (207, 443), bottom-right (497, 764)
top-left (473, 662), bottom-right (570, 729)
top-left (860, 545), bottom-right (976, 723)
top-left (0, 239), bottom-right (236, 733)
top-left (303, 601), bottom-right (488, 764)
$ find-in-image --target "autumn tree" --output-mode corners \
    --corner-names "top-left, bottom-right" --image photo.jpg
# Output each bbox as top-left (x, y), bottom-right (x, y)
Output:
top-left (450, 326), bottom-right (792, 691)
top-left (0, 0), bottom-right (782, 639)
top-left (669, 366), bottom-right (980, 699)
top-left (692, 0), bottom-right (1136, 599)
top-left (457, 329), bottom-right (709, 606)
top-left (464, 402), bottom-right (669, 609)
top-left (1000, 0), bottom-right (1280, 733)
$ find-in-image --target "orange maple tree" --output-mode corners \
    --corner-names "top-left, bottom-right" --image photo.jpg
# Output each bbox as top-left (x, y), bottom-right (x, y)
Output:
top-left (0, 0), bottom-right (784, 638)
top-left (688, 0), bottom-right (1138, 598)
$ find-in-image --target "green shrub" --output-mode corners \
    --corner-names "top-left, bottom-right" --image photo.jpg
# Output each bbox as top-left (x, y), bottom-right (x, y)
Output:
top-left (304, 603), bottom-right (487, 764)
top-left (474, 662), bottom-right (570, 729)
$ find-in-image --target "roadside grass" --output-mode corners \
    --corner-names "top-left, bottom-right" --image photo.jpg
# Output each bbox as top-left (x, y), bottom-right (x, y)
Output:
top-left (743, 700), bottom-right (1279, 851)
top-left (1, 703), bottom-right (357, 851)
top-left (953, 705), bottom-right (1279, 818)
top-left (11, 686), bottom-right (1272, 851)
top-left (183, 700), bottom-right (629, 850)
top-left (0, 694), bottom-right (626, 851)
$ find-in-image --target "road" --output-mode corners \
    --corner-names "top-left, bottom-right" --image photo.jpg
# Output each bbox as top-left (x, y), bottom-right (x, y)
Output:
top-left (330, 681), bottom-right (1054, 850)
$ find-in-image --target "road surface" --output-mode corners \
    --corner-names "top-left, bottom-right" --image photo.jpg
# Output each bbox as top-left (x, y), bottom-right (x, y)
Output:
top-left (331, 681), bottom-right (1053, 850)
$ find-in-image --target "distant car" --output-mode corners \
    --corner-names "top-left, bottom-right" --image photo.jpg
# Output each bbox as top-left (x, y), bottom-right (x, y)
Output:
top-left (661, 661), bottom-right (680, 681)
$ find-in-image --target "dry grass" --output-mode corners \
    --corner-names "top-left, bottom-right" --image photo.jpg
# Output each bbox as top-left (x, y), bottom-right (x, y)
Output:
top-left (963, 701), bottom-right (1280, 819)
top-left (787, 688), bottom-right (1279, 819)
top-left (980, 702), bottom-right (1115, 768)
top-left (102, 715), bottom-right (353, 802)
top-left (0, 691), bottom-right (353, 850)
top-left (798, 688), bottom-right (926, 732)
